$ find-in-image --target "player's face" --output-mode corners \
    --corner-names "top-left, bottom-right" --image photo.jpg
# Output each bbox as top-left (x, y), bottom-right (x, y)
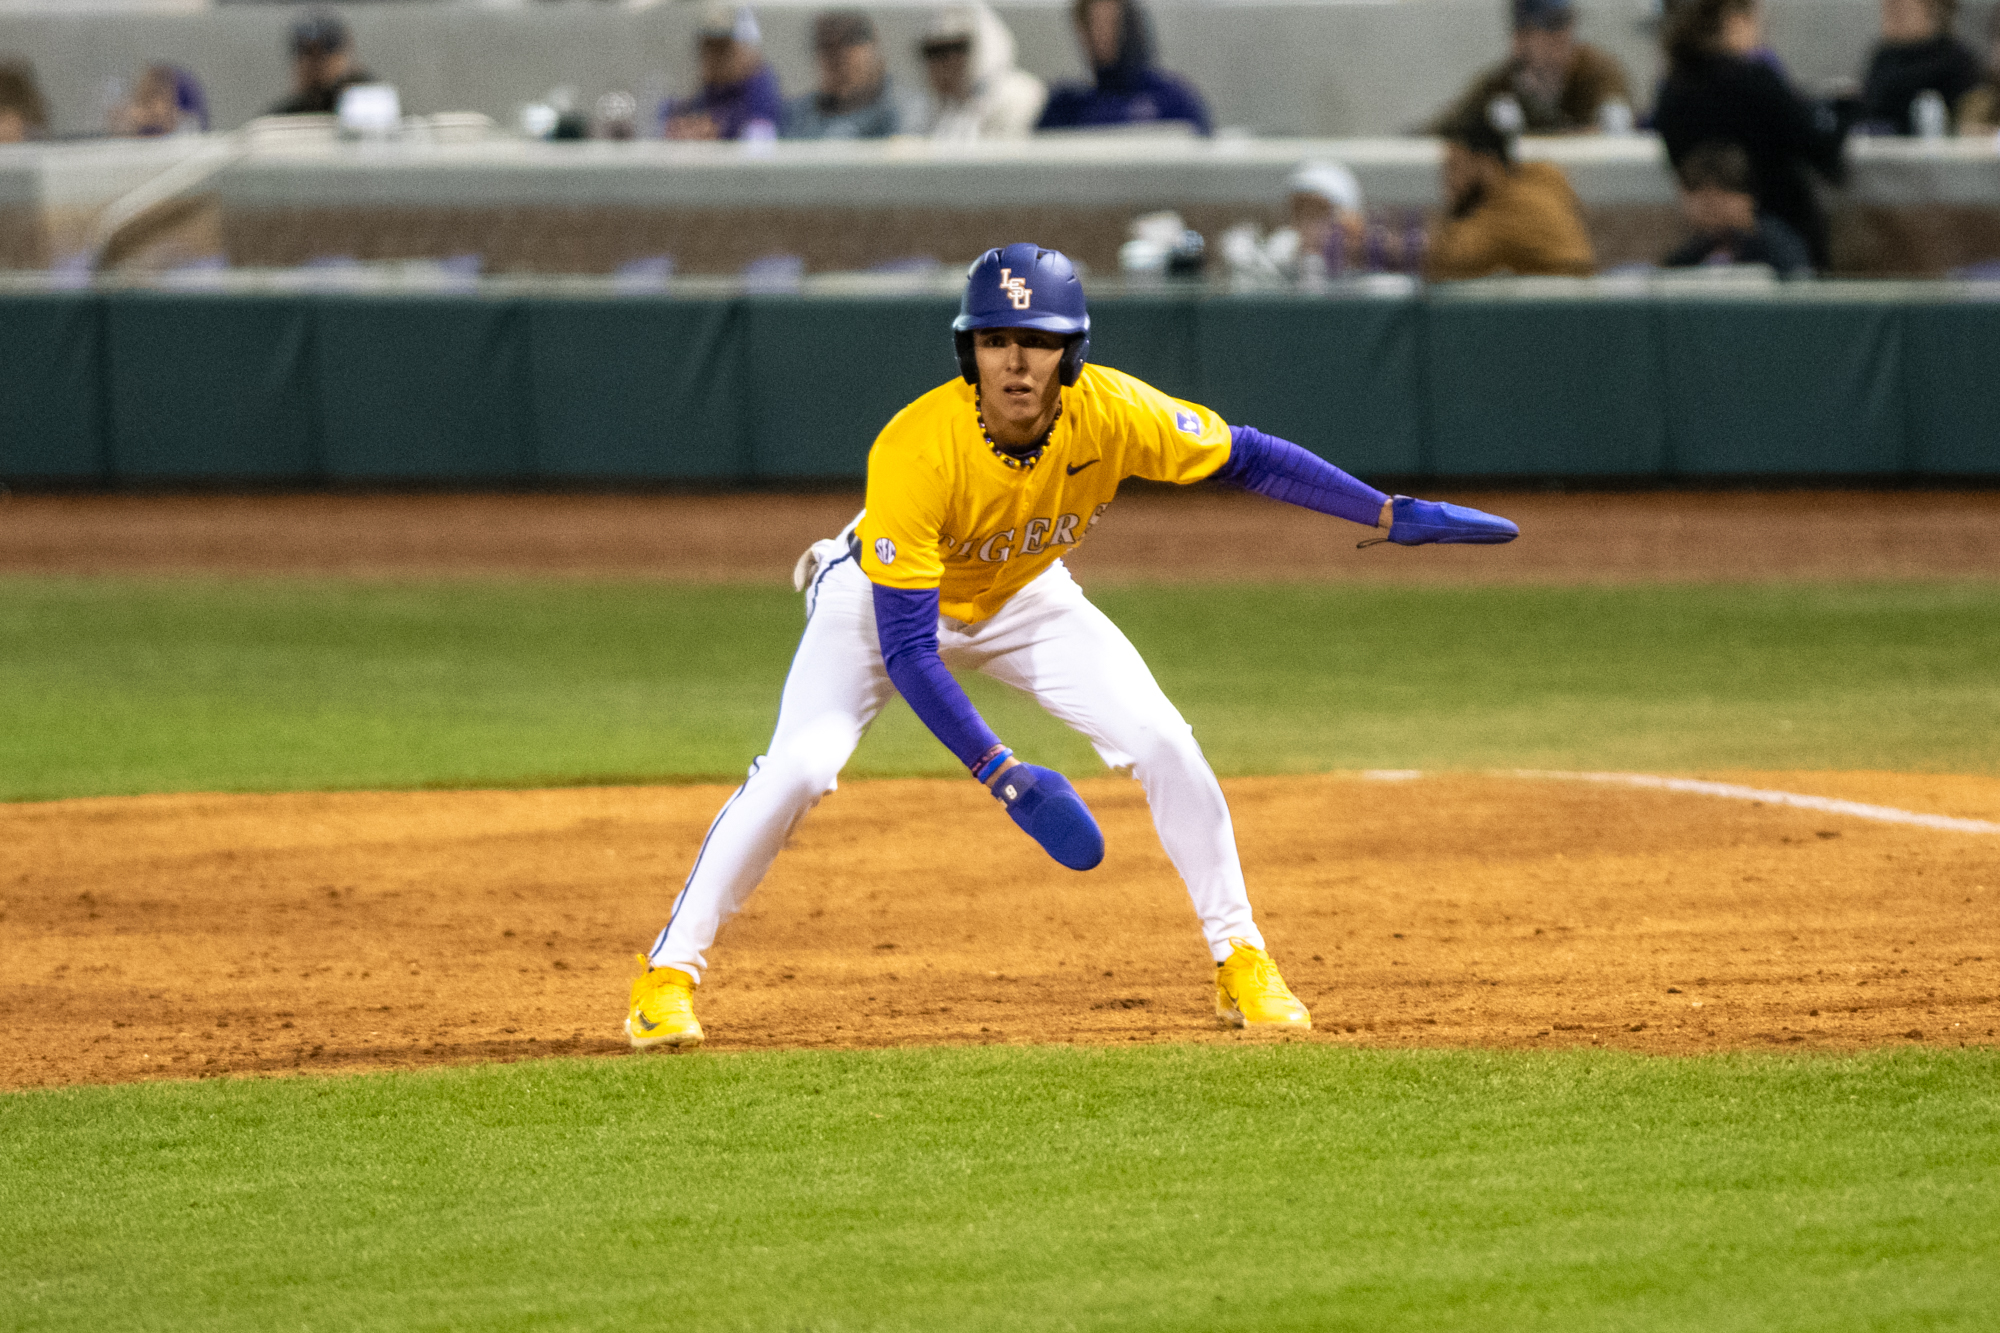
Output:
top-left (974, 328), bottom-right (1066, 444)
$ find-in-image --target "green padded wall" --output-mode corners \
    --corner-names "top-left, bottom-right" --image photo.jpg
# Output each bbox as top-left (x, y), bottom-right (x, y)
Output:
top-left (1900, 300), bottom-right (2000, 476)
top-left (0, 294), bottom-right (104, 481)
top-left (1657, 300), bottom-right (1906, 475)
top-left (1192, 296), bottom-right (1422, 475)
top-left (316, 296), bottom-right (536, 482)
top-left (2, 288), bottom-right (1995, 485)
top-left (528, 297), bottom-right (748, 481)
top-left (105, 293), bottom-right (319, 482)
top-left (740, 295), bottom-right (961, 480)
top-left (1424, 295), bottom-right (1668, 477)
top-left (1088, 295), bottom-right (1203, 402)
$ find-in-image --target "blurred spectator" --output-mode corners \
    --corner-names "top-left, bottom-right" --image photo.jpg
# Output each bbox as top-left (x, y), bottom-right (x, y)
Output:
top-left (782, 10), bottom-right (919, 139)
top-left (0, 57), bottom-right (48, 142)
top-left (593, 91), bottom-right (640, 141)
top-left (1859, 0), bottom-right (1982, 134)
top-left (1037, 0), bottom-right (1211, 135)
top-left (270, 12), bottom-right (372, 116)
top-left (1424, 101), bottom-right (1595, 280)
top-left (1653, 0), bottom-right (1846, 271)
top-left (1663, 140), bottom-right (1812, 275)
top-left (662, 4), bottom-right (781, 142)
top-left (1221, 160), bottom-right (1423, 283)
top-left (112, 64), bottom-right (210, 136)
top-left (1655, 0), bottom-right (1792, 77)
top-left (1438, 0), bottom-right (1633, 135)
top-left (1958, 7), bottom-right (2000, 134)
top-left (914, 5), bottom-right (1046, 140)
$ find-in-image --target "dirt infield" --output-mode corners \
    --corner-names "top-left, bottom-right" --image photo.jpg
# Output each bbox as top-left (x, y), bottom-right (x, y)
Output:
top-left (4, 489), bottom-right (1999, 583)
top-left (6, 494), bottom-right (1996, 1089)
top-left (6, 771), bottom-right (1995, 1090)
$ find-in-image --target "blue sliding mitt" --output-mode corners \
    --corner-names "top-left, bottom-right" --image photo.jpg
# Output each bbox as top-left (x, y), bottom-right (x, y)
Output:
top-left (992, 764), bottom-right (1105, 871)
top-left (1365, 495), bottom-right (1519, 547)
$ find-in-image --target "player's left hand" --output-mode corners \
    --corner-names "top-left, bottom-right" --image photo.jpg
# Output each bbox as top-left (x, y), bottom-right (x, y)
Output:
top-left (990, 763), bottom-right (1105, 871)
top-left (1369, 495), bottom-right (1519, 546)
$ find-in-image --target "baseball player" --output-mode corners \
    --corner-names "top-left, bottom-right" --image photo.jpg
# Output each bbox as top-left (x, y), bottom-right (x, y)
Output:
top-left (627, 243), bottom-right (1516, 1049)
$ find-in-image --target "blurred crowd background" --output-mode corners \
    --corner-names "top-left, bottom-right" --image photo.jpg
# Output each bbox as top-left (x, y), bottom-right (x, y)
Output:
top-left (2, 0), bottom-right (1999, 282)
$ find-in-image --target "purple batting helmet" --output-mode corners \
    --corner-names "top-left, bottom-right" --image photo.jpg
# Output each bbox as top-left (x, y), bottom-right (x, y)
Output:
top-left (952, 243), bottom-right (1091, 386)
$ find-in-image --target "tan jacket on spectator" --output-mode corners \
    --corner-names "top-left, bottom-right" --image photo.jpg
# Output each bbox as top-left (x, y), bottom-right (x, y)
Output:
top-left (1438, 43), bottom-right (1631, 134)
top-left (1426, 161), bottom-right (1596, 281)
top-left (1960, 83), bottom-right (1999, 135)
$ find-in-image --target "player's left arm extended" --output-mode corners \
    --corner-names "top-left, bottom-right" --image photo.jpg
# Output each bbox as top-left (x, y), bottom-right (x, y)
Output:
top-left (1211, 426), bottom-right (1518, 546)
top-left (872, 583), bottom-right (1104, 872)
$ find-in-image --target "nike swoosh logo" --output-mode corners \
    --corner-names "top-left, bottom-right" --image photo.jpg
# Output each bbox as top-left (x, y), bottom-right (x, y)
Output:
top-left (1066, 459), bottom-right (1100, 476)
top-left (633, 1012), bottom-right (660, 1032)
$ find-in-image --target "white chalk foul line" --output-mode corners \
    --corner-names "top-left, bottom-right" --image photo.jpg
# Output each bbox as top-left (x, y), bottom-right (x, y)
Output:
top-left (1510, 771), bottom-right (2000, 835)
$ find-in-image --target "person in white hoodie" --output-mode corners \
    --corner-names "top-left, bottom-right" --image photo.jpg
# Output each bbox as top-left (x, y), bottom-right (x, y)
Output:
top-left (1221, 159), bottom-right (1425, 284)
top-left (915, 4), bottom-right (1048, 140)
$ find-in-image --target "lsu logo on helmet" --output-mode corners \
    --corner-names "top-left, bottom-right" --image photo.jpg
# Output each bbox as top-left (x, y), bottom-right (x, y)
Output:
top-left (998, 268), bottom-right (1033, 311)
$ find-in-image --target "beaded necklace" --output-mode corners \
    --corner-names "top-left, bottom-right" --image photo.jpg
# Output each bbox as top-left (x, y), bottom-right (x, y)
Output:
top-left (976, 391), bottom-right (1063, 471)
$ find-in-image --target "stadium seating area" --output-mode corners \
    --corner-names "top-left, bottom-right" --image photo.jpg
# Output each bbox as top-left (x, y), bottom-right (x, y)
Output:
top-left (0, 0), bottom-right (1996, 279)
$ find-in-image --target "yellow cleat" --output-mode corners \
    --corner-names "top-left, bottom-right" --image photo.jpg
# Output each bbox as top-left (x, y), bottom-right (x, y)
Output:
top-left (626, 954), bottom-right (704, 1051)
top-left (1215, 938), bottom-right (1311, 1030)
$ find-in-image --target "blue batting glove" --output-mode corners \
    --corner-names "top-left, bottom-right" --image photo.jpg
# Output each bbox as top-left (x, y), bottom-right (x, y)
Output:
top-left (1382, 495), bottom-right (1519, 546)
top-left (992, 763), bottom-right (1105, 871)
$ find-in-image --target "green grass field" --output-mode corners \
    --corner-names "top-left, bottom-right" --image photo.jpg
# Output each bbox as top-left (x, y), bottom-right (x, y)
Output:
top-left (3, 578), bottom-right (1997, 800)
top-left (8, 1046), bottom-right (1998, 1332)
top-left (7, 573), bottom-right (1999, 1329)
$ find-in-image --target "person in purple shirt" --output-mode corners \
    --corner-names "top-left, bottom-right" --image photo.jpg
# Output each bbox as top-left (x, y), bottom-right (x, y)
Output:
top-left (1036, 0), bottom-right (1211, 135)
top-left (662, 4), bottom-right (783, 142)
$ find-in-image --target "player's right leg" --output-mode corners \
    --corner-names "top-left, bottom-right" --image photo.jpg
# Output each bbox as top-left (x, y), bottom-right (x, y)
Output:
top-left (628, 552), bottom-right (891, 1049)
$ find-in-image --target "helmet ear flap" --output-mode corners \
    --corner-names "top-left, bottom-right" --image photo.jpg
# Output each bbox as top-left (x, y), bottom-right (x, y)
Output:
top-left (1060, 334), bottom-right (1089, 386)
top-left (954, 329), bottom-right (979, 385)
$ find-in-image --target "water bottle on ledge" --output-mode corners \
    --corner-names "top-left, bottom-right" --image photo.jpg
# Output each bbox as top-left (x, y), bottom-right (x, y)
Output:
top-left (1912, 89), bottom-right (1947, 140)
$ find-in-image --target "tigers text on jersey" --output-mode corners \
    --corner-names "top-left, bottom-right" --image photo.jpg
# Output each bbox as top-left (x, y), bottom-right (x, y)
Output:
top-left (859, 363), bottom-right (1232, 623)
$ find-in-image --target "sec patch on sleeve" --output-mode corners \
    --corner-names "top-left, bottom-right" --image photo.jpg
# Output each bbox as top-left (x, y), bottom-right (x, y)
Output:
top-left (1175, 409), bottom-right (1202, 435)
top-left (875, 537), bottom-right (898, 565)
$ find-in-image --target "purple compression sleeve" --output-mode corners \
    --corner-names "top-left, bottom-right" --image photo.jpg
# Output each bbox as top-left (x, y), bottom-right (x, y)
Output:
top-left (1212, 425), bottom-right (1389, 528)
top-left (872, 582), bottom-right (1002, 771)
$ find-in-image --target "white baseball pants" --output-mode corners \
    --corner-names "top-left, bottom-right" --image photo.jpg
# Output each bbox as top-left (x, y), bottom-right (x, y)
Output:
top-left (647, 549), bottom-right (1264, 981)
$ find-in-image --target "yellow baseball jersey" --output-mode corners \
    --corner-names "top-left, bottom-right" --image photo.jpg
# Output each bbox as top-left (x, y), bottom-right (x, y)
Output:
top-left (859, 363), bottom-right (1232, 623)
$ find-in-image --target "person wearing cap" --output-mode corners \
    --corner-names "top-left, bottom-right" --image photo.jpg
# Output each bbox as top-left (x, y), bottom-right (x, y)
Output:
top-left (663, 4), bottom-right (782, 141)
top-left (914, 4), bottom-right (1046, 140)
top-left (1037, 0), bottom-right (1211, 135)
top-left (781, 9), bottom-right (921, 139)
top-left (270, 12), bottom-right (372, 116)
top-left (1425, 100), bottom-right (1595, 280)
top-left (1220, 160), bottom-right (1422, 284)
top-left (1436, 0), bottom-right (1632, 135)
top-left (1279, 161), bottom-right (1396, 278)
